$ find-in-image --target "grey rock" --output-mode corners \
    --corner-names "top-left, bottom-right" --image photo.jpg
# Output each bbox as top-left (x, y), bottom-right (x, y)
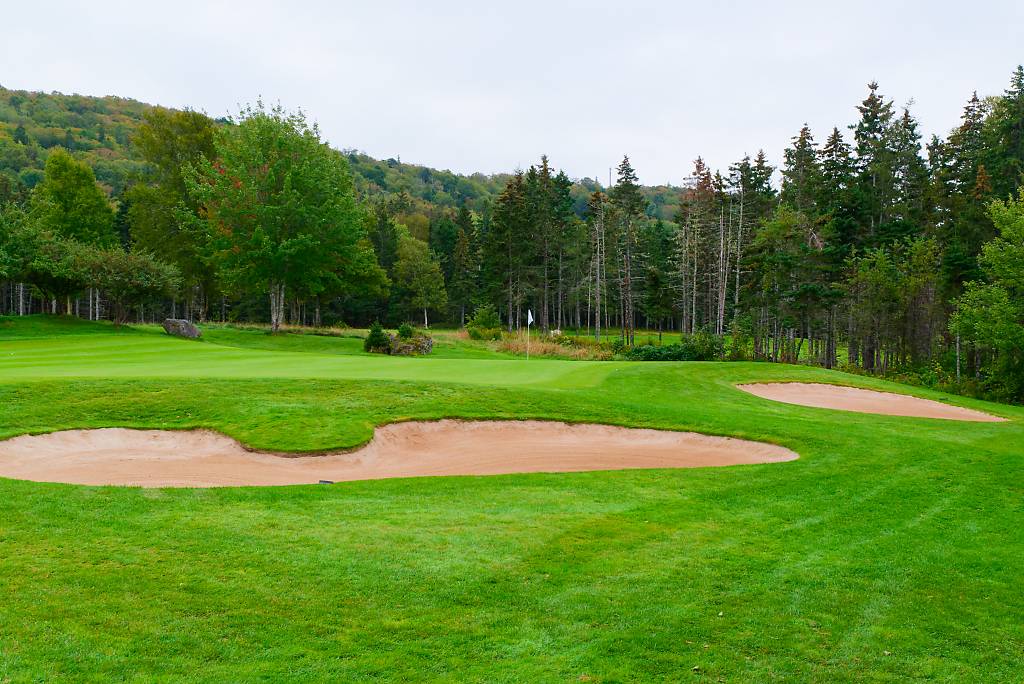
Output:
top-left (162, 318), bottom-right (201, 339)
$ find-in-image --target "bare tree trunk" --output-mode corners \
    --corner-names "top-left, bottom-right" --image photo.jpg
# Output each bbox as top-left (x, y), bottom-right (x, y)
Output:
top-left (269, 283), bottom-right (285, 333)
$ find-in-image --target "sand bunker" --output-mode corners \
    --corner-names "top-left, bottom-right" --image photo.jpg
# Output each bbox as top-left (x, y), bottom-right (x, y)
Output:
top-left (737, 382), bottom-right (1005, 422)
top-left (0, 420), bottom-right (797, 488)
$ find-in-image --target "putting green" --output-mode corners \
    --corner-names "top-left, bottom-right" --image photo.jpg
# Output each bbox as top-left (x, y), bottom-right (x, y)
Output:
top-left (0, 316), bottom-right (1021, 681)
top-left (0, 324), bottom-right (617, 388)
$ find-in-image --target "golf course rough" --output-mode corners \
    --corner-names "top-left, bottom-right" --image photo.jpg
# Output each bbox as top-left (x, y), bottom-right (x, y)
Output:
top-left (0, 317), bottom-right (1022, 681)
top-left (0, 421), bottom-right (799, 487)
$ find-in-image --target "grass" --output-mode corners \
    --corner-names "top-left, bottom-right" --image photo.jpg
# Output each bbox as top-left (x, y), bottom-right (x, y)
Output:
top-left (0, 315), bottom-right (1022, 682)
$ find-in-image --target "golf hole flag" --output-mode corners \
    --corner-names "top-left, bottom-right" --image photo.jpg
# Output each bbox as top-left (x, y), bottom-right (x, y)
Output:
top-left (526, 309), bottom-right (533, 359)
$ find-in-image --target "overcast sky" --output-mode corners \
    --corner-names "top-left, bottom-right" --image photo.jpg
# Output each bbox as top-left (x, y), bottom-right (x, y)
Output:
top-left (5, 1), bottom-right (1023, 185)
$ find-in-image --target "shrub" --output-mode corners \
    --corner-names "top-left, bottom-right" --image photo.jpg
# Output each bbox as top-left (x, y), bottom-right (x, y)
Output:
top-left (624, 333), bottom-right (725, 361)
top-left (681, 330), bottom-right (725, 361)
top-left (468, 304), bottom-right (500, 329)
top-left (727, 317), bottom-right (751, 361)
top-left (468, 326), bottom-right (503, 341)
top-left (363, 321), bottom-right (390, 353)
top-left (466, 304), bottom-right (503, 340)
top-left (397, 322), bottom-right (414, 340)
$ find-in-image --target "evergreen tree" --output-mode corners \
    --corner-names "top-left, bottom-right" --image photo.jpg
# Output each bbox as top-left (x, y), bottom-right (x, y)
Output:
top-left (885, 107), bottom-right (929, 243)
top-left (818, 127), bottom-right (858, 260)
top-left (983, 66), bottom-right (1024, 199)
top-left (933, 92), bottom-right (995, 289)
top-left (851, 81), bottom-right (896, 245)
top-left (610, 155), bottom-right (646, 345)
top-left (780, 125), bottom-right (821, 215)
top-left (448, 225), bottom-right (477, 325)
top-left (428, 213), bottom-right (459, 282)
top-left (482, 171), bottom-right (528, 328)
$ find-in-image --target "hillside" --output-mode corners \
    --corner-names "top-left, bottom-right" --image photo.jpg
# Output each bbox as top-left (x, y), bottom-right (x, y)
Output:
top-left (0, 85), bottom-right (680, 219)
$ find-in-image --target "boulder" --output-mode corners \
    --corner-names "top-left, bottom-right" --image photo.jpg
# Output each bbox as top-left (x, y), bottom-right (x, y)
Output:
top-left (162, 318), bottom-right (202, 339)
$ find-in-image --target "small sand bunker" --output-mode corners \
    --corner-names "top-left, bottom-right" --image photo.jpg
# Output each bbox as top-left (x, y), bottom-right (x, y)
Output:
top-left (0, 420), bottom-right (797, 488)
top-left (738, 382), bottom-right (1005, 422)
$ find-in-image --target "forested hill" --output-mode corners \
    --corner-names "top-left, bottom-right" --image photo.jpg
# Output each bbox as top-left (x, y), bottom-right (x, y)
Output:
top-left (0, 85), bottom-right (679, 218)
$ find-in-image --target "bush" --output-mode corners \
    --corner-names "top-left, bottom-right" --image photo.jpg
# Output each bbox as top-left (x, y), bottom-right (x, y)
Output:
top-left (466, 304), bottom-right (503, 340)
top-left (727, 317), bottom-right (751, 361)
top-left (397, 322), bottom-right (414, 340)
top-left (681, 330), bottom-right (725, 361)
top-left (623, 332), bottom-right (725, 362)
top-left (468, 304), bottom-right (500, 329)
top-left (468, 326), bottom-right (503, 340)
top-left (363, 321), bottom-right (390, 353)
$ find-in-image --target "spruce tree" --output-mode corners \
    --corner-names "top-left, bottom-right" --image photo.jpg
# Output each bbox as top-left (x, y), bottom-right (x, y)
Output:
top-left (818, 127), bottom-right (858, 260)
top-left (983, 65), bottom-right (1024, 199)
top-left (610, 155), bottom-right (646, 345)
top-left (781, 125), bottom-right (821, 215)
top-left (851, 81), bottom-right (896, 244)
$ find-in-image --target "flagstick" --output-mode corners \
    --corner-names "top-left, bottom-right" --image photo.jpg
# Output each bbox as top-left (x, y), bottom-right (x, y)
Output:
top-left (525, 309), bottom-right (533, 360)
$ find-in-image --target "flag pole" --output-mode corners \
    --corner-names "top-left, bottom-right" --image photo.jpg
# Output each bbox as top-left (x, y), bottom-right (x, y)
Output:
top-left (526, 309), bottom-right (532, 360)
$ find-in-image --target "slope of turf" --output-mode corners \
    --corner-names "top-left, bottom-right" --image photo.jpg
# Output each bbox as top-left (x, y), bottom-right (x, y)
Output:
top-left (0, 316), bottom-right (1021, 682)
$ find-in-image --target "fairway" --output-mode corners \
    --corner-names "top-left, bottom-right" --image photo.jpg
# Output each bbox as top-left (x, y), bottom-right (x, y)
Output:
top-left (1, 317), bottom-right (1022, 681)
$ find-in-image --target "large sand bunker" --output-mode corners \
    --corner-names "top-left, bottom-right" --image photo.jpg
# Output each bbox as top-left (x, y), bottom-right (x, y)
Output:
top-left (0, 420), bottom-right (797, 488)
top-left (737, 382), bottom-right (1005, 422)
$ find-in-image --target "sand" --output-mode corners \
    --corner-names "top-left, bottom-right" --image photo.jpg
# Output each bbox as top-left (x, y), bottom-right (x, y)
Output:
top-left (737, 382), bottom-right (1005, 422)
top-left (0, 420), bottom-right (798, 488)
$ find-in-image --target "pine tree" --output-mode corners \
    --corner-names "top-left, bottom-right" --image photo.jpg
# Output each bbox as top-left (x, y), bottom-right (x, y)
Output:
top-left (610, 155), bottom-right (646, 345)
top-left (885, 107), bottom-right (929, 243)
top-left (983, 65), bottom-right (1024, 199)
top-left (483, 171), bottom-right (528, 329)
top-left (448, 225), bottom-right (477, 325)
top-left (818, 128), bottom-right (857, 255)
top-left (934, 92), bottom-right (996, 289)
top-left (586, 190), bottom-right (607, 341)
top-left (851, 81), bottom-right (896, 244)
top-left (781, 125), bottom-right (821, 215)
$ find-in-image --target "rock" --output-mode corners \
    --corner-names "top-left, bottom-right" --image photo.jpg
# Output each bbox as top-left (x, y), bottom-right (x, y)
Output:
top-left (162, 318), bottom-right (201, 339)
top-left (387, 332), bottom-right (433, 356)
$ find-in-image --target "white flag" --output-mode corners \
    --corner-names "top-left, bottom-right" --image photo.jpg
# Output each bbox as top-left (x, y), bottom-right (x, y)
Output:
top-left (527, 310), bottom-right (534, 326)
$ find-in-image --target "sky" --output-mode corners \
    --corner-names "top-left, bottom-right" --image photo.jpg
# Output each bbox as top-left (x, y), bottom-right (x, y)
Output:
top-left (4, 1), bottom-right (1023, 185)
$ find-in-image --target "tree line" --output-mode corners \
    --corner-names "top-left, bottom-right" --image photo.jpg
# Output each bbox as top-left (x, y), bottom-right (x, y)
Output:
top-left (1, 67), bottom-right (1023, 399)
